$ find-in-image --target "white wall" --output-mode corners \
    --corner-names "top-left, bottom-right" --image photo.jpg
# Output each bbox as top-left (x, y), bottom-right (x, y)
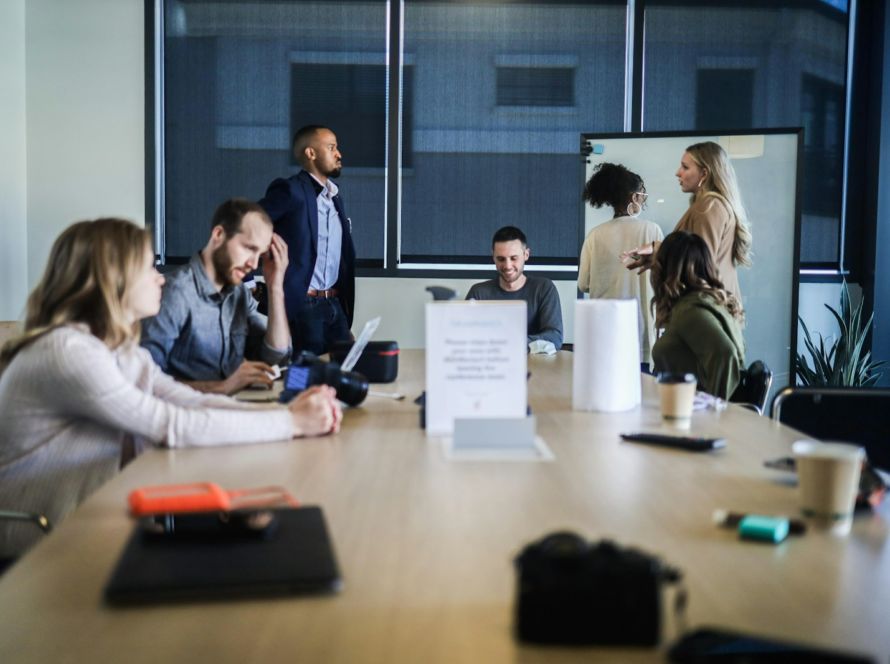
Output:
top-left (0, 0), bottom-right (28, 321)
top-left (24, 0), bottom-right (145, 287)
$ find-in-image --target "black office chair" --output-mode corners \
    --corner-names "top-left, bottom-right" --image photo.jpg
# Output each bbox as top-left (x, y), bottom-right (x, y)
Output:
top-left (729, 360), bottom-right (773, 415)
top-left (425, 286), bottom-right (457, 301)
top-left (771, 387), bottom-right (890, 471)
top-left (0, 510), bottom-right (52, 574)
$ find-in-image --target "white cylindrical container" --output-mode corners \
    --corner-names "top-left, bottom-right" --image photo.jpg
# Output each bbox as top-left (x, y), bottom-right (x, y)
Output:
top-left (572, 299), bottom-right (641, 412)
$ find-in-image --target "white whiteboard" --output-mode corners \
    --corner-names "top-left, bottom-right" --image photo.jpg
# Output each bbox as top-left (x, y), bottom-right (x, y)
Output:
top-left (581, 131), bottom-right (801, 395)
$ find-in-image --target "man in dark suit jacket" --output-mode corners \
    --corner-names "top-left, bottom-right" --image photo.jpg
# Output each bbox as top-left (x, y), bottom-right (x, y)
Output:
top-left (259, 125), bottom-right (356, 355)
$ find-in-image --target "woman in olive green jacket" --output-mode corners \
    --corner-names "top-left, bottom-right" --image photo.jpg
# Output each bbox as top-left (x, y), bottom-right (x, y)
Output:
top-left (650, 231), bottom-right (745, 399)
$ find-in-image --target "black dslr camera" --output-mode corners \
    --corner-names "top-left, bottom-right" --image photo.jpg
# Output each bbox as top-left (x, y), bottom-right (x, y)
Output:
top-left (515, 532), bottom-right (682, 646)
top-left (279, 352), bottom-right (369, 406)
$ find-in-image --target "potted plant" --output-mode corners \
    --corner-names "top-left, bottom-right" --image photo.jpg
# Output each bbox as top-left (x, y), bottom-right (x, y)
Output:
top-left (796, 280), bottom-right (886, 386)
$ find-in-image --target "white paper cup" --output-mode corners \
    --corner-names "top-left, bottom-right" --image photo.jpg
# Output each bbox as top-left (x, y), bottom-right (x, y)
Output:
top-left (656, 373), bottom-right (697, 423)
top-left (792, 440), bottom-right (864, 536)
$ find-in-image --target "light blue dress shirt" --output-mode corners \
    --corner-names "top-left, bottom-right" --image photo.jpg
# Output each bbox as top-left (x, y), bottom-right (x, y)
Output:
top-left (309, 175), bottom-right (343, 291)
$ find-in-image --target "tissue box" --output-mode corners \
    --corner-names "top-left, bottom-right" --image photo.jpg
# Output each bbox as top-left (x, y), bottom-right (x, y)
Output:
top-left (330, 341), bottom-right (399, 383)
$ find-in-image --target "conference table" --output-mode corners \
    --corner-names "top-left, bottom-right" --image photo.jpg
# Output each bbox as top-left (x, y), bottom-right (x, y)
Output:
top-left (1, 351), bottom-right (888, 663)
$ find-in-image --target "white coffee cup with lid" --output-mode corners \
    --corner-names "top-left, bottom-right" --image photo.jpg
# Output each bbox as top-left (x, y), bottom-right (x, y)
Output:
top-left (656, 373), bottom-right (696, 427)
top-left (792, 440), bottom-right (864, 536)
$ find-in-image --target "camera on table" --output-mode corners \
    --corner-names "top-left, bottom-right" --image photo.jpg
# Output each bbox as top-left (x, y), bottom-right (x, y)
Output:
top-left (279, 352), bottom-right (369, 407)
top-left (514, 532), bottom-right (682, 646)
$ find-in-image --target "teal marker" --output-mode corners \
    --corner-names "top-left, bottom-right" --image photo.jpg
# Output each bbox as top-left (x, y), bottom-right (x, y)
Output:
top-left (738, 515), bottom-right (790, 543)
top-left (713, 509), bottom-right (806, 536)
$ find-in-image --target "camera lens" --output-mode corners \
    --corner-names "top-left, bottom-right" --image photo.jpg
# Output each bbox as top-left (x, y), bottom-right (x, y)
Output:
top-left (333, 368), bottom-right (369, 406)
top-left (318, 362), bottom-right (369, 406)
top-left (281, 354), bottom-right (369, 406)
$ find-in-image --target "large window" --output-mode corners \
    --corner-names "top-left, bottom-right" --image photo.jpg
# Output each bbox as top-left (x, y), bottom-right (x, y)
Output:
top-left (161, 1), bottom-right (388, 262)
top-left (155, 0), bottom-right (851, 272)
top-left (399, 1), bottom-right (626, 266)
top-left (642, 1), bottom-right (849, 264)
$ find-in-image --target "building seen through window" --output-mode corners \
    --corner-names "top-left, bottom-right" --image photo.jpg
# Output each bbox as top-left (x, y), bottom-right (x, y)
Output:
top-left (160, 0), bottom-right (849, 269)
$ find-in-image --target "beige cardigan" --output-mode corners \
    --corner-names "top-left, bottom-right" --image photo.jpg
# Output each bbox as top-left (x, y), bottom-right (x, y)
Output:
top-left (675, 194), bottom-right (741, 300)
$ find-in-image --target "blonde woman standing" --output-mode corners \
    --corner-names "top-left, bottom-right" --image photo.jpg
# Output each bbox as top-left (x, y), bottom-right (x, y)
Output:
top-left (0, 218), bottom-right (341, 558)
top-left (624, 141), bottom-right (752, 302)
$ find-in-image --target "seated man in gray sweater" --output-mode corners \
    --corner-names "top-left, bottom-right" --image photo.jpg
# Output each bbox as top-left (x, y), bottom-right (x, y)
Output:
top-left (141, 198), bottom-right (292, 394)
top-left (466, 226), bottom-right (564, 350)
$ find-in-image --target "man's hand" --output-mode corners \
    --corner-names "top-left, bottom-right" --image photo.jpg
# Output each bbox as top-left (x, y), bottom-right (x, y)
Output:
top-left (288, 385), bottom-right (343, 437)
top-left (619, 242), bottom-right (655, 274)
top-left (262, 233), bottom-right (289, 292)
top-left (221, 360), bottom-right (277, 394)
top-left (261, 232), bottom-right (292, 354)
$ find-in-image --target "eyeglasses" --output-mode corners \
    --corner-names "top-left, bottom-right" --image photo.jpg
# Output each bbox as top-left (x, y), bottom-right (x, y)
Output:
top-left (633, 191), bottom-right (649, 201)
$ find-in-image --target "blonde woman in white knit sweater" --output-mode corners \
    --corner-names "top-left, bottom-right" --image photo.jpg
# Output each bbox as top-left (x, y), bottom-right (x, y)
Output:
top-left (0, 218), bottom-right (341, 558)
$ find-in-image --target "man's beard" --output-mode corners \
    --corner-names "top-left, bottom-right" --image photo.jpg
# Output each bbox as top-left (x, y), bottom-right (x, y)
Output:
top-left (211, 243), bottom-right (240, 287)
top-left (328, 166), bottom-right (342, 179)
top-left (499, 268), bottom-right (522, 284)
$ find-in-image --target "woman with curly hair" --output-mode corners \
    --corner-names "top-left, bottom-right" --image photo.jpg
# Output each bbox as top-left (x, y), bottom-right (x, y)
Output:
top-left (650, 231), bottom-right (746, 398)
top-left (580, 162), bottom-right (663, 368)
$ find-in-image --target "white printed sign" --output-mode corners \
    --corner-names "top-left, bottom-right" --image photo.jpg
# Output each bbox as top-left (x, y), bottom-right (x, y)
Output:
top-left (425, 301), bottom-right (527, 436)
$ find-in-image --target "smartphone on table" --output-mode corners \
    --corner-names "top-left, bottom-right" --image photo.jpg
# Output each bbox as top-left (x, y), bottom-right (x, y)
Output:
top-left (620, 432), bottom-right (726, 452)
top-left (669, 627), bottom-right (875, 663)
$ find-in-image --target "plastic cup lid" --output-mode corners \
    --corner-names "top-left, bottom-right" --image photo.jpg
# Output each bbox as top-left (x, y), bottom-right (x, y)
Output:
top-left (792, 440), bottom-right (865, 461)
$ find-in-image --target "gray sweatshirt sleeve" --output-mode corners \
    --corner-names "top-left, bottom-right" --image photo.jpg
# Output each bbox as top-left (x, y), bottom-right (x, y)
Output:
top-left (528, 279), bottom-right (563, 348)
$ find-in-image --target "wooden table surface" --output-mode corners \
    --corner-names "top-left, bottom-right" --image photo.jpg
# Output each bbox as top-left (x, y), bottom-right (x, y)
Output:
top-left (1, 350), bottom-right (888, 663)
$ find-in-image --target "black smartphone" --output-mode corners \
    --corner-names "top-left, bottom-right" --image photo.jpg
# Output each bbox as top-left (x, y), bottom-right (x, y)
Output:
top-left (140, 510), bottom-right (279, 542)
top-left (620, 432), bottom-right (726, 452)
top-left (669, 627), bottom-right (875, 663)
top-left (763, 456), bottom-right (796, 472)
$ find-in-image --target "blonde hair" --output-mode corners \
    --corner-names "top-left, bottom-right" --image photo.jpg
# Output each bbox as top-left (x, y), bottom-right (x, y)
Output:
top-left (686, 141), bottom-right (752, 267)
top-left (0, 218), bottom-right (152, 371)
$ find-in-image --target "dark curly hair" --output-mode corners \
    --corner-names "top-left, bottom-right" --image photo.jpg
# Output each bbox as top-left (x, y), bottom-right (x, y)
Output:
top-left (583, 162), bottom-right (645, 214)
top-left (650, 231), bottom-right (744, 329)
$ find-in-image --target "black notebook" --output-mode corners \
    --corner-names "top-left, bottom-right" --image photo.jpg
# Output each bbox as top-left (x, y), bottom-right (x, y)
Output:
top-left (104, 506), bottom-right (341, 605)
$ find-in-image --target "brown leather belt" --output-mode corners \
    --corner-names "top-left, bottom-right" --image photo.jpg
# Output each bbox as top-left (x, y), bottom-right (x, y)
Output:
top-left (307, 288), bottom-right (339, 298)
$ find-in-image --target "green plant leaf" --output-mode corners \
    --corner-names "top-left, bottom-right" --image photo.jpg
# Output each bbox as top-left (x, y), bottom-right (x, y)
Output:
top-left (795, 279), bottom-right (885, 387)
